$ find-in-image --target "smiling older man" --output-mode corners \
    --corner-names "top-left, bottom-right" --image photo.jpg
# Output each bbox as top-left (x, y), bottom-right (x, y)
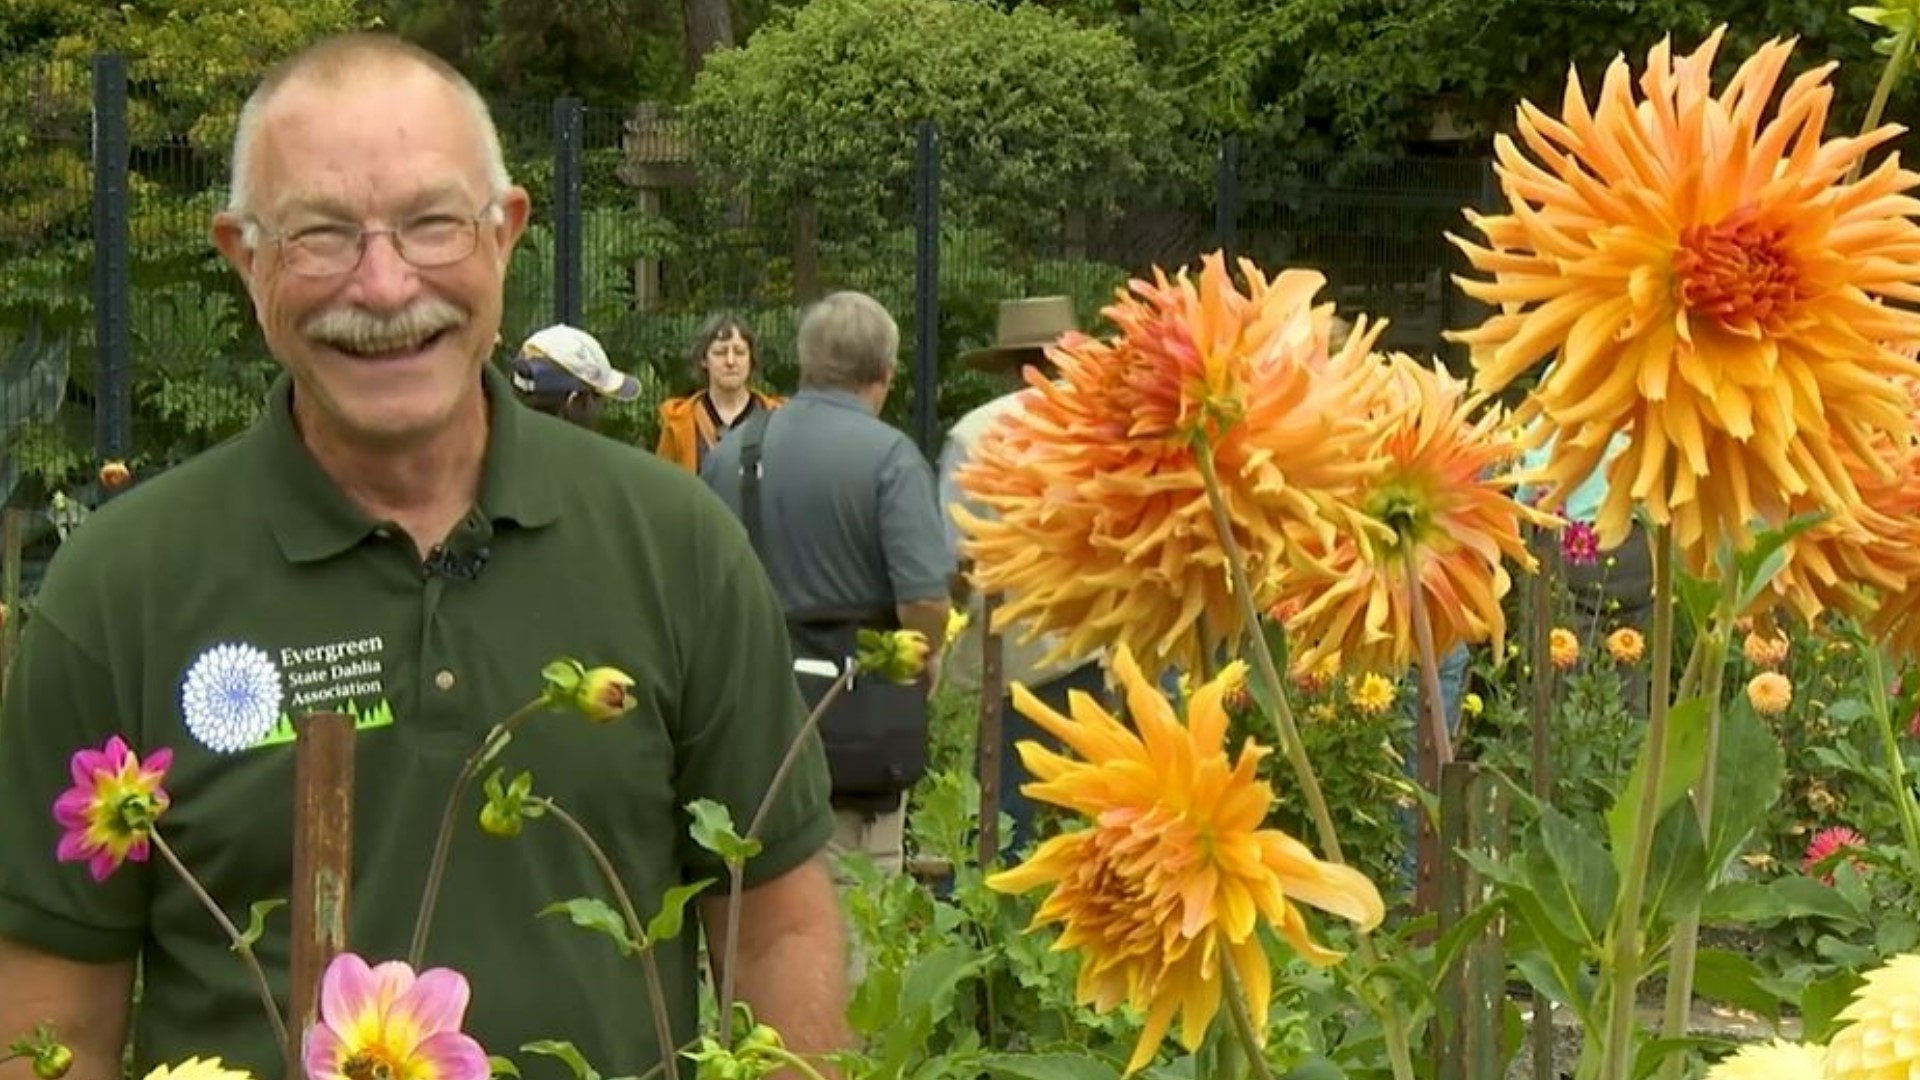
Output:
top-left (0, 33), bottom-right (847, 1080)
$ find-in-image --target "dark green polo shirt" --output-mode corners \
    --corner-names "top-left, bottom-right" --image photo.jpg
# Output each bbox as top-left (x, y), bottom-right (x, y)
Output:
top-left (0, 366), bottom-right (833, 1079)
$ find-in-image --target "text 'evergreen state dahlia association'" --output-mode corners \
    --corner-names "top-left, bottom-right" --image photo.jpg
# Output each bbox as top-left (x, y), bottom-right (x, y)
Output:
top-left (1449, 26), bottom-right (1920, 570)
top-left (986, 646), bottom-right (1385, 1074)
top-left (1271, 352), bottom-right (1549, 676)
top-left (951, 251), bottom-right (1389, 680)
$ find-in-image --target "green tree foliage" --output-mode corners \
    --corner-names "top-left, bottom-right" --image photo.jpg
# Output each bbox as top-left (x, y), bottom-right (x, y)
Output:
top-left (1044, 0), bottom-right (1918, 176)
top-left (683, 0), bottom-right (1183, 239)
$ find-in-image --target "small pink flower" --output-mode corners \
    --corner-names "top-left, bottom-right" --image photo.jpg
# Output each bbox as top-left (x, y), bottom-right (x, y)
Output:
top-left (303, 953), bottom-right (488, 1080)
top-left (1907, 709), bottom-right (1920, 740)
top-left (52, 736), bottom-right (172, 881)
top-left (1560, 521), bottom-right (1599, 566)
top-left (1802, 826), bottom-right (1866, 885)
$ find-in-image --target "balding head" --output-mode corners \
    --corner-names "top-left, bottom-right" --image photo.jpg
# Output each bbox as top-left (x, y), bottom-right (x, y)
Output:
top-left (227, 34), bottom-right (511, 227)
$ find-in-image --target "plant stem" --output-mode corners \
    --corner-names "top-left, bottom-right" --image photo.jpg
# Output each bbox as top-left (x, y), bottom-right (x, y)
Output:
top-left (1656, 580), bottom-right (1732, 1080)
top-left (1405, 555), bottom-right (1455, 769)
top-left (535, 798), bottom-right (681, 1080)
top-left (1194, 446), bottom-right (1417, 1080)
top-left (765, 1047), bottom-right (834, 1080)
top-left (720, 675), bottom-right (850, 1046)
top-left (149, 830), bottom-right (291, 1056)
top-left (1847, 24), bottom-right (1915, 184)
top-left (1220, 950), bottom-right (1278, 1080)
top-left (1599, 524), bottom-right (1674, 1080)
top-left (409, 696), bottom-right (552, 966)
top-left (1867, 645), bottom-right (1920, 854)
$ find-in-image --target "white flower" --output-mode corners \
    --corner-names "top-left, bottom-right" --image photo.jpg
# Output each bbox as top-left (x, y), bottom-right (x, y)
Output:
top-left (179, 643), bottom-right (284, 753)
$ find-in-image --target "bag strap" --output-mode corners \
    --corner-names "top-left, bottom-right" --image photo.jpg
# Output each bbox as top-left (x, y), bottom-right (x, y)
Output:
top-left (737, 410), bottom-right (775, 556)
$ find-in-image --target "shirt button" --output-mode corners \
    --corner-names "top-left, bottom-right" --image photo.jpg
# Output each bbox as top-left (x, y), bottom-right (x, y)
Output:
top-left (434, 669), bottom-right (456, 691)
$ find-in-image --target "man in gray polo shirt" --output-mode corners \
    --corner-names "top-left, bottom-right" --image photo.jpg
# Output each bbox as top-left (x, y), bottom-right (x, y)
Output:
top-left (703, 291), bottom-right (953, 876)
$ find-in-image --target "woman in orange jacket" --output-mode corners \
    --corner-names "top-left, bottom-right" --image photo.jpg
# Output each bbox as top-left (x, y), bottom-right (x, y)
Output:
top-left (654, 313), bottom-right (784, 472)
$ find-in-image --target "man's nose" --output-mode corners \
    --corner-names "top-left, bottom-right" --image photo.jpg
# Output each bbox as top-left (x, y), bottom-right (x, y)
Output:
top-left (347, 232), bottom-right (423, 311)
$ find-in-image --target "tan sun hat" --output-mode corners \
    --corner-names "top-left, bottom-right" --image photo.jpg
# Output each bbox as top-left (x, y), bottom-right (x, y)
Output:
top-left (959, 296), bottom-right (1078, 373)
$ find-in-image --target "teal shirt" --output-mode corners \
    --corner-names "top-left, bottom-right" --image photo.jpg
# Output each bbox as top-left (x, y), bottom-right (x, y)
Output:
top-left (1519, 432), bottom-right (1628, 522)
top-left (0, 366), bottom-right (834, 1079)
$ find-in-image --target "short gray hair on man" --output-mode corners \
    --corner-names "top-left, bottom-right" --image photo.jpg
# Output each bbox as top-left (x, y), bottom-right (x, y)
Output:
top-left (227, 33), bottom-right (512, 245)
top-left (797, 292), bottom-right (900, 391)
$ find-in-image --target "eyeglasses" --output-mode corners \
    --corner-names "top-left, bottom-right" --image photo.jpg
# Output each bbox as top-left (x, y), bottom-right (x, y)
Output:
top-left (252, 206), bottom-right (495, 278)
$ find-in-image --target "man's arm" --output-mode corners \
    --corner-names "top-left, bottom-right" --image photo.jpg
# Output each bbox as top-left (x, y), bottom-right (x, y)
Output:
top-left (0, 938), bottom-right (133, 1080)
top-left (699, 858), bottom-right (850, 1078)
top-left (895, 597), bottom-right (950, 691)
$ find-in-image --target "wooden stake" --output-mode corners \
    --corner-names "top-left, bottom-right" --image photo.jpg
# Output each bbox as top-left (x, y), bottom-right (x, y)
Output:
top-left (975, 589), bottom-right (1004, 870)
top-left (287, 711), bottom-right (355, 1078)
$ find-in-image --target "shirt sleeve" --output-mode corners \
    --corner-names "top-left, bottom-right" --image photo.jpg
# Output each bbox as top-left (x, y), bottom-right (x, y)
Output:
top-left (0, 604), bottom-right (151, 962)
top-left (670, 507), bottom-right (833, 887)
top-left (878, 440), bottom-right (957, 604)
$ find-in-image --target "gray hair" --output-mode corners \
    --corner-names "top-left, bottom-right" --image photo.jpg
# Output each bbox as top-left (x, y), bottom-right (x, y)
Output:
top-left (797, 292), bottom-right (899, 391)
top-left (228, 34), bottom-right (511, 244)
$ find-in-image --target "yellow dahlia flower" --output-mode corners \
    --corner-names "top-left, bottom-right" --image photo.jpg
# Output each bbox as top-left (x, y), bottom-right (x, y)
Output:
top-left (954, 252), bottom-right (1389, 679)
top-left (1747, 672), bottom-right (1792, 716)
top-left (1273, 352), bottom-right (1550, 675)
top-left (141, 1060), bottom-right (255, 1080)
top-left (1450, 28), bottom-right (1920, 567)
top-left (1742, 630), bottom-right (1789, 671)
top-left (1605, 627), bottom-right (1645, 665)
top-left (1827, 952), bottom-right (1920, 1080)
top-left (1347, 673), bottom-right (1397, 717)
top-left (1549, 627), bottom-right (1580, 671)
top-left (987, 645), bottom-right (1385, 1074)
top-left (1701, 1039), bottom-right (1823, 1080)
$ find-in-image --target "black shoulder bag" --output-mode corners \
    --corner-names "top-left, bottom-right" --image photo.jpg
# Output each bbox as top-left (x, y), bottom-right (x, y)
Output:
top-left (737, 413), bottom-right (930, 809)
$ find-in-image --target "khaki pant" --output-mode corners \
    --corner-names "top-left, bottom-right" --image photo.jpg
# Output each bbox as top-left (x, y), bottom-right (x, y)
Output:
top-left (828, 803), bottom-right (906, 881)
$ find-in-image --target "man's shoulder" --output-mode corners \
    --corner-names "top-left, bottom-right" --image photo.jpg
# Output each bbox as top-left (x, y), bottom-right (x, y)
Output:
top-left (522, 408), bottom-right (716, 503)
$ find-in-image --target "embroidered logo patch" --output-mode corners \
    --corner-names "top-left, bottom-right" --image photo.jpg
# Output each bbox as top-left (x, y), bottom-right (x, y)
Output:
top-left (179, 642), bottom-right (286, 753)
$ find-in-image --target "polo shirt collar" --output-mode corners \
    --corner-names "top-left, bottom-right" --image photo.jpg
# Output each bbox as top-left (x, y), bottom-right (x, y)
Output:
top-left (793, 387), bottom-right (872, 413)
top-left (261, 363), bottom-right (561, 564)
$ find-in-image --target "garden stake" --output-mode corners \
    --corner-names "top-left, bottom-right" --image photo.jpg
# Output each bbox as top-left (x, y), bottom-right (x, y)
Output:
top-left (0, 507), bottom-right (24, 706)
top-left (289, 711), bottom-right (356, 1080)
top-left (976, 585), bottom-right (1005, 870)
top-left (1525, 526), bottom-right (1557, 1080)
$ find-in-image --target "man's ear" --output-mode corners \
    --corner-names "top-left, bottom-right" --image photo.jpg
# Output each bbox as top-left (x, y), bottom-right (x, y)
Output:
top-left (211, 212), bottom-right (258, 283)
top-left (490, 186), bottom-right (533, 263)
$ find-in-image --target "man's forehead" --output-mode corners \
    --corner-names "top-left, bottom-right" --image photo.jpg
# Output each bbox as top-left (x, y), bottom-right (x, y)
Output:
top-left (247, 67), bottom-right (489, 214)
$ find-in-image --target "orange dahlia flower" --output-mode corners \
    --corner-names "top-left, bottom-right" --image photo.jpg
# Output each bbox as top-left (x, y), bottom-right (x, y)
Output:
top-left (1273, 352), bottom-right (1550, 675)
top-left (1450, 28), bottom-right (1920, 568)
top-left (987, 646), bottom-right (1385, 1074)
top-left (953, 252), bottom-right (1388, 679)
top-left (1770, 376), bottom-right (1920, 638)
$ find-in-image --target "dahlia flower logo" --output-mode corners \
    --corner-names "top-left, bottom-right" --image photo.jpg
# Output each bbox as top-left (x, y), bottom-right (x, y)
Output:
top-left (179, 643), bottom-right (285, 753)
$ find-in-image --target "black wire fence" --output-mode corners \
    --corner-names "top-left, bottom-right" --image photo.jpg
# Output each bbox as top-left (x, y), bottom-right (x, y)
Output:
top-left (0, 55), bottom-right (1492, 561)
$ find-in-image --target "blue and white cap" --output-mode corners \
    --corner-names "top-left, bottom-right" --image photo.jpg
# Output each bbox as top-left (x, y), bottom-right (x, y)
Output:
top-left (511, 325), bottom-right (641, 401)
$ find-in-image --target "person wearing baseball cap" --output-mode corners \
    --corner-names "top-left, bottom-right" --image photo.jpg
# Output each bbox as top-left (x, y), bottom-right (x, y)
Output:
top-left (509, 324), bottom-right (642, 428)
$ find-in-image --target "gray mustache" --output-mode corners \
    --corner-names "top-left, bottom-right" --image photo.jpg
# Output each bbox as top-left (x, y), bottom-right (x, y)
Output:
top-left (303, 300), bottom-right (465, 353)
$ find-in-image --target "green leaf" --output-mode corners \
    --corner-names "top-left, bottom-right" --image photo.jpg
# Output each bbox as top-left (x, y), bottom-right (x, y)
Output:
top-left (976, 1053), bottom-right (1124, 1080)
top-left (538, 898), bottom-right (637, 955)
top-left (686, 799), bottom-right (763, 864)
top-left (1528, 808), bottom-right (1617, 947)
top-left (1692, 948), bottom-right (1782, 1022)
top-left (488, 1056), bottom-right (521, 1078)
top-left (1701, 876), bottom-right (1867, 927)
top-left (232, 898), bottom-right (286, 952)
top-left (1673, 571), bottom-right (1718, 632)
top-left (520, 1042), bottom-right (601, 1080)
top-left (644, 879), bottom-right (715, 944)
top-left (1799, 971), bottom-right (1864, 1043)
top-left (1278, 1059), bottom-right (1347, 1080)
top-left (1607, 695), bottom-right (1711, 875)
top-left (1706, 698), bottom-right (1785, 871)
top-left (1644, 801), bottom-right (1709, 928)
top-left (541, 659), bottom-right (586, 696)
top-left (1733, 511), bottom-right (1828, 612)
